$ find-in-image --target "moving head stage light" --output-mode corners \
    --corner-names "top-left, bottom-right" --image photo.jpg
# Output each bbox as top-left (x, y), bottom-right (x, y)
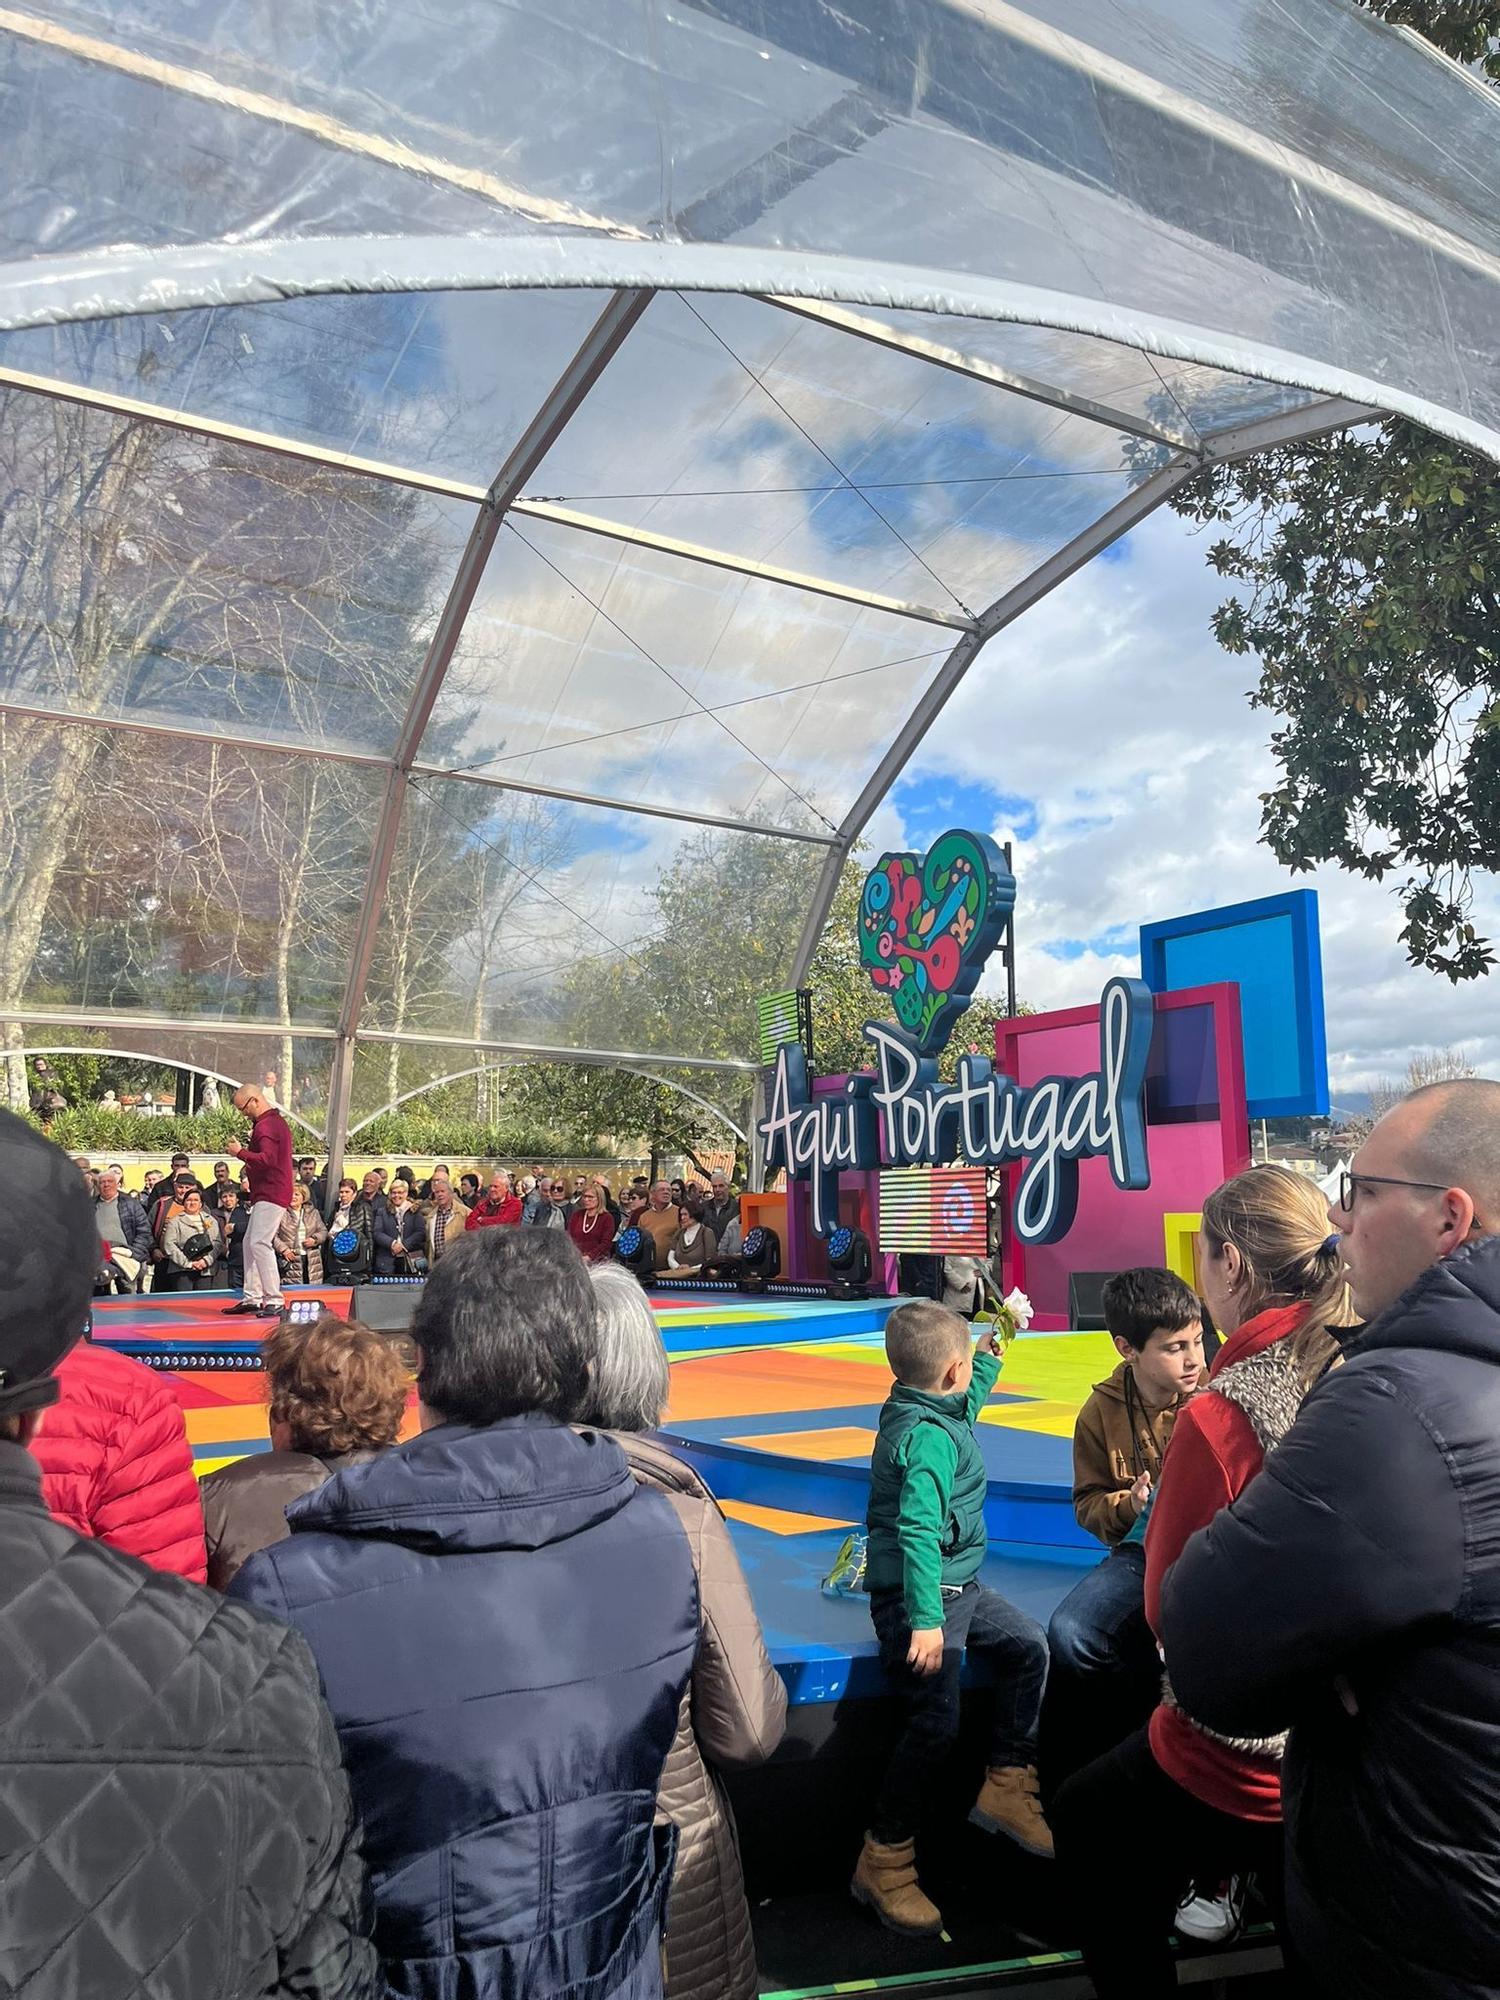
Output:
top-left (824, 1225), bottom-right (873, 1300)
top-left (614, 1226), bottom-right (657, 1280)
top-left (737, 1225), bottom-right (781, 1290)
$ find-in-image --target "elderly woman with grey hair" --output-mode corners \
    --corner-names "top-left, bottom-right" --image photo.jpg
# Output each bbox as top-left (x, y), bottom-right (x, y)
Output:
top-left (584, 1264), bottom-right (787, 2000)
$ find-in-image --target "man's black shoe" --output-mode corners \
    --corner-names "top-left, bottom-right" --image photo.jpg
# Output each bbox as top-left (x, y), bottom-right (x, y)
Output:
top-left (220, 1300), bottom-right (259, 1316)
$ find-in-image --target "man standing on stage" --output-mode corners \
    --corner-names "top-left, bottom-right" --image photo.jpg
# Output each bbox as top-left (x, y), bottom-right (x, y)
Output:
top-left (221, 1082), bottom-right (293, 1319)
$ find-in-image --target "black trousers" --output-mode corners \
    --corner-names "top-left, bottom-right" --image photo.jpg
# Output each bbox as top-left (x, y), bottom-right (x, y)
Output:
top-left (869, 1581), bottom-right (1048, 1845)
top-left (1053, 1724), bottom-right (1287, 1997)
top-left (1038, 1543), bottom-right (1162, 1802)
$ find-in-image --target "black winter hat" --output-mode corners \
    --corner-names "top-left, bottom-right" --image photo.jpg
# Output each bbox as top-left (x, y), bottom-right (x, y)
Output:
top-left (0, 1110), bottom-right (98, 1418)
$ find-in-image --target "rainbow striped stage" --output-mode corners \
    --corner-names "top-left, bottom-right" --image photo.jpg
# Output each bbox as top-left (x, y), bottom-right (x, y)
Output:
top-left (89, 1285), bottom-right (1115, 1702)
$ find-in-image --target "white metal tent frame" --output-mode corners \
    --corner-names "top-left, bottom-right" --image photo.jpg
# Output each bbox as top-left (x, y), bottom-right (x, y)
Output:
top-left (3, 1), bottom-right (1498, 1188)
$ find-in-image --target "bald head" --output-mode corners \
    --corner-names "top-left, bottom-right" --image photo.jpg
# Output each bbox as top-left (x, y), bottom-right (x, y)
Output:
top-left (1339, 1075), bottom-right (1500, 1319)
top-left (1400, 1080), bottom-right (1500, 1216)
top-left (233, 1083), bottom-right (267, 1118)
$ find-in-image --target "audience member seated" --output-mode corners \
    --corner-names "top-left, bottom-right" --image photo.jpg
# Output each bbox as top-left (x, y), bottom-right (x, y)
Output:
top-left (93, 1166), bottom-right (153, 1292)
top-left (0, 1112), bottom-right (378, 2000)
top-left (201, 1313), bottom-right (408, 1590)
top-left (32, 1331), bottom-right (208, 1583)
top-left (1162, 1080), bottom-right (1500, 2000)
top-left (277, 1182), bottom-right (330, 1287)
top-left (1040, 1268), bottom-right (1203, 1800)
top-left (217, 1184), bottom-right (250, 1287)
top-left (1053, 1165), bottom-right (1351, 1996)
top-left (583, 1266), bottom-right (786, 2000)
top-left (230, 1229), bottom-right (698, 1999)
top-left (424, 1174), bottom-right (470, 1263)
top-left (567, 1181), bottom-right (618, 1263)
top-left (637, 1182), bottom-right (679, 1268)
top-left (529, 1175), bottom-right (570, 1230)
top-left (467, 1170), bottom-right (523, 1229)
top-left (373, 1178), bottom-right (426, 1274)
top-left (663, 1198), bottom-right (717, 1280)
top-left (161, 1187), bottom-right (224, 1292)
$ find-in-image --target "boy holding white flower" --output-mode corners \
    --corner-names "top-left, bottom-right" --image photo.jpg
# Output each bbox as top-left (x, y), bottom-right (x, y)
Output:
top-left (852, 1295), bottom-right (1052, 1938)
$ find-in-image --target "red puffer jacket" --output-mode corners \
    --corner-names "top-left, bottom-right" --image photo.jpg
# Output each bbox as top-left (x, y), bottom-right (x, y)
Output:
top-left (32, 1342), bottom-right (208, 1583)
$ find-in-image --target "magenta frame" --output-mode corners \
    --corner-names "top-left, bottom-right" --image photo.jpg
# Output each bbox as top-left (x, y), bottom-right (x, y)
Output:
top-left (996, 982), bottom-right (1250, 1307)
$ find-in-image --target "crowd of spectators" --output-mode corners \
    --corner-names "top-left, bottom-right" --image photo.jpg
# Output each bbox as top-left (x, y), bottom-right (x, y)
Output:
top-left (76, 1148), bottom-right (742, 1299)
top-left (12, 1073), bottom-right (1499, 2000)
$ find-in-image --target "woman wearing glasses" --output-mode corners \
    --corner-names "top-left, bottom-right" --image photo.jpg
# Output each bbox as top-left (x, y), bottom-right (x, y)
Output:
top-left (1053, 1164), bottom-right (1354, 1995)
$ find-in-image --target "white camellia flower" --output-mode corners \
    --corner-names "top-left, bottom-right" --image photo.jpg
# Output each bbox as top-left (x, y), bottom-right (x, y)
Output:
top-left (1002, 1288), bottom-right (1034, 1331)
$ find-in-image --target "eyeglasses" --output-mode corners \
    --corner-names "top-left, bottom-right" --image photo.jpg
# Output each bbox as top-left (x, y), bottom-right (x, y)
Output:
top-left (1337, 1169), bottom-right (1451, 1212)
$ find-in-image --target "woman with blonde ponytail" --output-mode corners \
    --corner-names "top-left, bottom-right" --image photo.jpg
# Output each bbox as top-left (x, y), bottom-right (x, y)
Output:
top-left (1053, 1165), bottom-right (1353, 1996)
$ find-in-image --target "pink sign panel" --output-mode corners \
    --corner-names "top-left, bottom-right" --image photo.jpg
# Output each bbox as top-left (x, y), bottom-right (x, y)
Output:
top-left (997, 984), bottom-right (1250, 1328)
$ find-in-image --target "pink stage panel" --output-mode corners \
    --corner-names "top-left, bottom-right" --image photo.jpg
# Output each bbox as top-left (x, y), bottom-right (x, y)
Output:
top-left (998, 984), bottom-right (1249, 1327)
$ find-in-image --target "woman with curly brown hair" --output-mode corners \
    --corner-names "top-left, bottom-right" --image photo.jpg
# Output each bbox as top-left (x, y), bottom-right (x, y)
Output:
top-left (201, 1312), bottom-right (410, 1589)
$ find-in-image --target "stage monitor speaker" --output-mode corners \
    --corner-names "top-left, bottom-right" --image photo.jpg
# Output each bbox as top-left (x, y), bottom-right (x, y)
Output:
top-left (350, 1278), bottom-right (426, 1335)
top-left (1067, 1270), bottom-right (1116, 1333)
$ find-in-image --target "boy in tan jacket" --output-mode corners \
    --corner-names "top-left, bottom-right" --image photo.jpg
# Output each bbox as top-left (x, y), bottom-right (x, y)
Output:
top-left (1040, 1268), bottom-right (1203, 1797)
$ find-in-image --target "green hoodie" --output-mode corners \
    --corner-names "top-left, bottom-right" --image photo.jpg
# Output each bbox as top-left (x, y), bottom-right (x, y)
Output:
top-left (865, 1349), bottom-right (1000, 1630)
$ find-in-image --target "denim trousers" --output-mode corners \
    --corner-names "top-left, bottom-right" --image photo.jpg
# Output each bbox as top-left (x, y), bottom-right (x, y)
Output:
top-left (868, 1580), bottom-right (1049, 1844)
top-left (1039, 1542), bottom-right (1162, 1800)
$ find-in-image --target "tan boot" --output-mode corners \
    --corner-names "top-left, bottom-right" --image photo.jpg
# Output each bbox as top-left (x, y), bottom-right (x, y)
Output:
top-left (969, 1764), bottom-right (1054, 1857)
top-left (850, 1833), bottom-right (943, 1936)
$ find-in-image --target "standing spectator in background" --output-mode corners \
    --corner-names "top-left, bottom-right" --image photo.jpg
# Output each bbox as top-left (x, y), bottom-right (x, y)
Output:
top-left (296, 1156), bottom-right (317, 1194)
top-left (527, 1177), bottom-right (568, 1231)
top-left (568, 1183), bottom-right (618, 1264)
top-left (569, 1174), bottom-right (589, 1215)
top-left (201, 1314), bottom-right (409, 1590)
top-left (416, 1162), bottom-right (450, 1202)
top-left (518, 1173), bottom-right (543, 1224)
top-left (205, 1158), bottom-right (235, 1212)
top-left (147, 1153), bottom-right (191, 1218)
top-left (162, 1188), bottom-right (223, 1292)
top-left (230, 1230), bottom-right (696, 2000)
top-left (664, 1199), bottom-right (716, 1280)
top-left (262, 1068), bottom-right (281, 1108)
top-left (0, 1112), bottom-right (378, 1999)
top-left (323, 1179), bottom-right (373, 1285)
top-left (141, 1166), bottom-right (163, 1204)
top-left (468, 1170), bottom-right (522, 1230)
top-left (277, 1183), bottom-right (330, 1287)
top-left (223, 1080), bottom-right (293, 1320)
top-left (200, 1073), bottom-right (220, 1110)
top-left (425, 1177), bottom-right (470, 1264)
top-left (459, 1171), bottom-right (481, 1206)
top-left (217, 1184), bottom-right (250, 1287)
top-left (72, 1155), bottom-right (96, 1197)
top-left (638, 1183), bottom-right (679, 1268)
top-left (374, 1179), bottom-right (426, 1275)
top-left (582, 1265), bottom-right (787, 2000)
top-left (703, 1171), bottom-right (738, 1246)
top-left (93, 1167), bottom-right (152, 1290)
top-left (35, 1330), bottom-right (208, 1581)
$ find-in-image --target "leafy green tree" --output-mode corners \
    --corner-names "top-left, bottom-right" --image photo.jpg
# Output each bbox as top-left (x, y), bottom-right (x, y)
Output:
top-left (1174, 0), bottom-right (1500, 980)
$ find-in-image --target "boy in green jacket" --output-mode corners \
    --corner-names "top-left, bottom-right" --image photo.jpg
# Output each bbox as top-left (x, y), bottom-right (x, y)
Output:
top-left (853, 1301), bottom-right (1052, 1936)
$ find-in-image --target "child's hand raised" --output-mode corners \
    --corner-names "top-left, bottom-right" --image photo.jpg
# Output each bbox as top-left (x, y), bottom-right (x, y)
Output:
top-left (906, 1627), bottom-right (945, 1676)
top-left (973, 1324), bottom-right (999, 1357)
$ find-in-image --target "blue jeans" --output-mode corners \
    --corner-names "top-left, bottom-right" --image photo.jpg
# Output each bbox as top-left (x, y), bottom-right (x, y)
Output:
top-left (869, 1581), bottom-right (1048, 1843)
top-left (1039, 1544), bottom-right (1161, 1800)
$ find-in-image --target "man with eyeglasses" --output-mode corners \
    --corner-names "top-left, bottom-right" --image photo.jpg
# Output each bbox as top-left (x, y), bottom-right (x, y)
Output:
top-left (1159, 1079), bottom-right (1500, 2000)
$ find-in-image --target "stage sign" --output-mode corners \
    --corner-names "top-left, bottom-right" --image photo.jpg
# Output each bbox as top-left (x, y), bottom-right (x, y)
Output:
top-left (760, 829), bottom-right (1155, 1244)
top-left (878, 1167), bottom-right (988, 1254)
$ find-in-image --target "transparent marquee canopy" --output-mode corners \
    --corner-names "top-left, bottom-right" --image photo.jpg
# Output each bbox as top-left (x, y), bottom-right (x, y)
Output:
top-left (1, 0), bottom-right (1498, 1153)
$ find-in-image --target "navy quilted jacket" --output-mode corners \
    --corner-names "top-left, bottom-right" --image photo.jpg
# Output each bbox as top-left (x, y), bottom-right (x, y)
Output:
top-left (1161, 1235), bottom-right (1500, 1999)
top-left (231, 1415), bottom-right (698, 2000)
top-left (0, 1437), bottom-right (376, 1999)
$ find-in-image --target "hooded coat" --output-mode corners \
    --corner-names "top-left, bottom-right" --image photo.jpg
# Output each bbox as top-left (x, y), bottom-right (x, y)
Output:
top-left (1160, 1236), bottom-right (1500, 1999)
top-left (230, 1416), bottom-right (698, 2000)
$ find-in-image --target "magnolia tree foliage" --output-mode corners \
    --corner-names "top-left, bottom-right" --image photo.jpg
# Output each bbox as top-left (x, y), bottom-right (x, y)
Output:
top-left (1176, 0), bottom-right (1500, 982)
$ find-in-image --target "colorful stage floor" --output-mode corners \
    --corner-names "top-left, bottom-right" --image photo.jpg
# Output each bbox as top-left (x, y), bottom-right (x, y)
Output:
top-left (88, 1284), bottom-right (1116, 1702)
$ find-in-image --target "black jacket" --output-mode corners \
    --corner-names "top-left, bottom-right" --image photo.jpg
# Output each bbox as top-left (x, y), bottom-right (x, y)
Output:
top-left (231, 1417), bottom-right (698, 2000)
top-left (0, 1438), bottom-right (377, 1999)
top-left (1160, 1237), bottom-right (1500, 2000)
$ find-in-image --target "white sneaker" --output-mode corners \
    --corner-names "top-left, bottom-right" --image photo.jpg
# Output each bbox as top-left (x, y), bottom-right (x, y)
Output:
top-left (1174, 1878), bottom-right (1244, 1943)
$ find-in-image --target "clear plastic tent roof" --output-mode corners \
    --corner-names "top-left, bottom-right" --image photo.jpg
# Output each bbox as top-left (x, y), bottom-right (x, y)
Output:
top-left (1, 0), bottom-right (1497, 1148)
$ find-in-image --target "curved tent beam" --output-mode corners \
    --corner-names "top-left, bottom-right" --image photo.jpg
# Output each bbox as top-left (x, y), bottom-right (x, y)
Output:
top-left (9, 1045), bottom-right (327, 1142)
top-left (347, 1058), bottom-right (748, 1146)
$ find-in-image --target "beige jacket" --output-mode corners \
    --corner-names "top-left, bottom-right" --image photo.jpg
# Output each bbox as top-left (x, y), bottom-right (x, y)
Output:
top-left (617, 1433), bottom-right (787, 2000)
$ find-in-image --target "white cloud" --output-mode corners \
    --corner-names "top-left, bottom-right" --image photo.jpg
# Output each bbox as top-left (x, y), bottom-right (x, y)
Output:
top-left (897, 506), bottom-right (1500, 1094)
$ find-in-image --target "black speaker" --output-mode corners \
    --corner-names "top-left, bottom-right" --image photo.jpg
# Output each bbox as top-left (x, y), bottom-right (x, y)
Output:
top-left (1067, 1270), bottom-right (1116, 1332)
top-left (350, 1278), bottom-right (426, 1334)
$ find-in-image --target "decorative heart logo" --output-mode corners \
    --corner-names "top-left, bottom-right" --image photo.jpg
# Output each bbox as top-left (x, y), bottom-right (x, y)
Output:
top-left (857, 828), bottom-right (1015, 1053)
